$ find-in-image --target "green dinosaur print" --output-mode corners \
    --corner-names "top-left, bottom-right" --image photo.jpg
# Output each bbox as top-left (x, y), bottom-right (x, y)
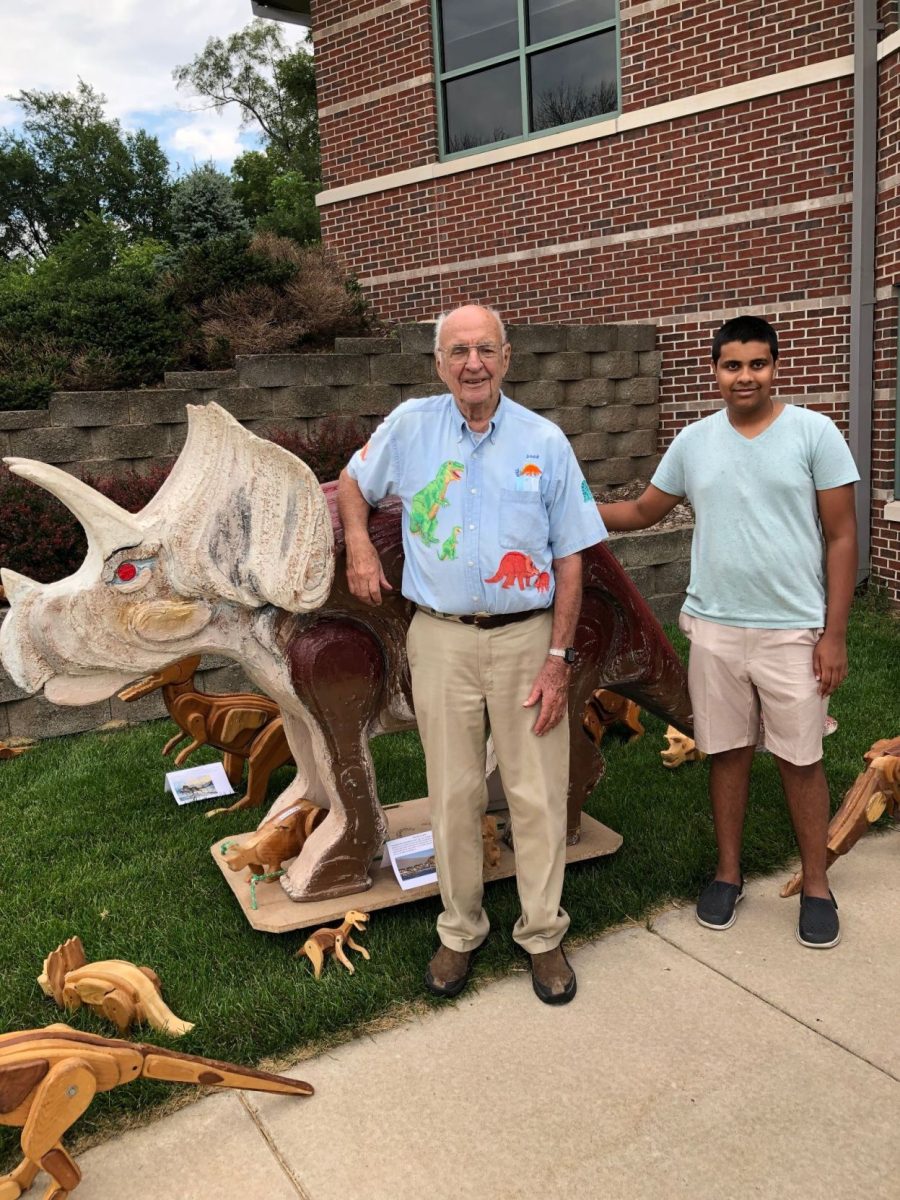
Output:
top-left (409, 461), bottom-right (464, 546)
top-left (438, 525), bottom-right (462, 560)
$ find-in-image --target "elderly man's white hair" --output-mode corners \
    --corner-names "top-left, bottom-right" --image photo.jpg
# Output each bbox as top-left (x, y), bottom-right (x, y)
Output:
top-left (433, 305), bottom-right (507, 353)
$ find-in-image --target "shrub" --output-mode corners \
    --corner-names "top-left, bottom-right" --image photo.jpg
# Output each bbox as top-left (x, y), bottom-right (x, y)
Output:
top-left (0, 467), bottom-right (87, 584)
top-left (197, 239), bottom-right (370, 361)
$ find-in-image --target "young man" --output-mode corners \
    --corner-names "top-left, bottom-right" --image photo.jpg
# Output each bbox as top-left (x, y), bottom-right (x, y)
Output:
top-left (599, 316), bottom-right (859, 948)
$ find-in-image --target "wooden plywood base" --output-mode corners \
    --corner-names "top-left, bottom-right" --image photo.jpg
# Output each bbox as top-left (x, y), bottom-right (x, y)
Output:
top-left (211, 797), bottom-right (623, 933)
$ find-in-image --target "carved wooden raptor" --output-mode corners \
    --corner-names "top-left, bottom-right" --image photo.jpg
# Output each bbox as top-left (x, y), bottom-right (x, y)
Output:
top-left (0, 1026), bottom-right (312, 1200)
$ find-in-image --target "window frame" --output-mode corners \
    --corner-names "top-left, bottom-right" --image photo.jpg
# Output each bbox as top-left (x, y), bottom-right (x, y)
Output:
top-left (431, 0), bottom-right (621, 160)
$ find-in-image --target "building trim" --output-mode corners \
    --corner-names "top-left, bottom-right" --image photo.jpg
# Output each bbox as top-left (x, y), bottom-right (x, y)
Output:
top-left (319, 73), bottom-right (435, 118)
top-left (317, 54), bottom-right (853, 206)
top-left (355, 193), bottom-right (851, 287)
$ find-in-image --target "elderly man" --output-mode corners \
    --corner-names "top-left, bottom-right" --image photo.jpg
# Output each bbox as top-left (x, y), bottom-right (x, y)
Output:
top-left (337, 304), bottom-right (607, 1004)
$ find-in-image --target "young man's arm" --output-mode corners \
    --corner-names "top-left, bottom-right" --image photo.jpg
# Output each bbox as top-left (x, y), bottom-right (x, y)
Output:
top-left (814, 483), bottom-right (858, 696)
top-left (598, 484), bottom-right (682, 531)
top-left (337, 469), bottom-right (393, 605)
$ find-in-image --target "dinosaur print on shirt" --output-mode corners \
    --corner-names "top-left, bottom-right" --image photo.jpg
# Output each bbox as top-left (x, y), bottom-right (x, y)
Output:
top-left (409, 461), bottom-right (464, 546)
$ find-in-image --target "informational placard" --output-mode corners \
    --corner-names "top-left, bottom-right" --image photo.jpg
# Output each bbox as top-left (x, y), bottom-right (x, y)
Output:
top-left (164, 762), bottom-right (234, 806)
top-left (385, 830), bottom-right (438, 891)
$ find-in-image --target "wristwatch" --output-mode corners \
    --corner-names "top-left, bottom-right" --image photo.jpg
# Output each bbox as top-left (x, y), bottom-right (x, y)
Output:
top-left (548, 647), bottom-right (576, 665)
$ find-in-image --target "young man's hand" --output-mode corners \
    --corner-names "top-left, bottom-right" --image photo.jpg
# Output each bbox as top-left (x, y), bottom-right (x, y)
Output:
top-left (813, 630), bottom-right (848, 696)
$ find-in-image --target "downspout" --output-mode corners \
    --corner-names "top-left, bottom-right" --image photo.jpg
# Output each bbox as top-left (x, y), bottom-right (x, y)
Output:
top-left (848, 0), bottom-right (879, 583)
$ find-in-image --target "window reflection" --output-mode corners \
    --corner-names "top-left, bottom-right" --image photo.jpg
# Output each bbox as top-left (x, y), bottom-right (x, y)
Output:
top-left (529, 31), bottom-right (617, 132)
top-left (527, 0), bottom-right (616, 44)
top-left (440, 0), bottom-right (519, 72)
top-left (445, 61), bottom-right (523, 152)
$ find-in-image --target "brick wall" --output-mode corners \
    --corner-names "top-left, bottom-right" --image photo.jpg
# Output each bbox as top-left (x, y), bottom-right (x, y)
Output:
top-left (872, 41), bottom-right (900, 600)
top-left (308, 0), bottom-right (898, 603)
top-left (0, 327), bottom-right (694, 739)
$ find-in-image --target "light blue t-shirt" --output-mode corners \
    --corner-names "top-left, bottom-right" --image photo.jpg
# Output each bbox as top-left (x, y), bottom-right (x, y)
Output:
top-left (347, 392), bottom-right (607, 614)
top-left (651, 404), bottom-right (859, 628)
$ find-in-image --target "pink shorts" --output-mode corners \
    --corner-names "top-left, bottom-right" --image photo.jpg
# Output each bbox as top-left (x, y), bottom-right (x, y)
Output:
top-left (678, 614), bottom-right (828, 766)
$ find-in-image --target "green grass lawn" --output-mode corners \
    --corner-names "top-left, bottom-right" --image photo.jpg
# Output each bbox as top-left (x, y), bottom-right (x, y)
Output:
top-left (1, 600), bottom-right (897, 1162)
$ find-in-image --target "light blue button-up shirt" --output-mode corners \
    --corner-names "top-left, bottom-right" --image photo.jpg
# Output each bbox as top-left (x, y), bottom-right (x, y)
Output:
top-left (347, 392), bottom-right (607, 615)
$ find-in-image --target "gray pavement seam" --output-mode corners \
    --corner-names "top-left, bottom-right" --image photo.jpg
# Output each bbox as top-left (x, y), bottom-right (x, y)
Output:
top-left (239, 1092), bottom-right (314, 1200)
top-left (649, 926), bottom-right (900, 1087)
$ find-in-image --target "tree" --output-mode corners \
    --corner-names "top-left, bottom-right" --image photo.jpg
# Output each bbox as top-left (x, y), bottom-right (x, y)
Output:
top-left (169, 163), bottom-right (249, 246)
top-left (0, 82), bottom-right (172, 260)
top-left (174, 21), bottom-right (320, 242)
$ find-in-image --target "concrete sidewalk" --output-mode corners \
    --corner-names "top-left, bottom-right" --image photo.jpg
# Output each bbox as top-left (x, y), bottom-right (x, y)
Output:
top-left (64, 829), bottom-right (900, 1199)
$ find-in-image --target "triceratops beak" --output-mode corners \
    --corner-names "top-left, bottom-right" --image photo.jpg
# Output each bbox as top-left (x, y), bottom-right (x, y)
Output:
top-left (1, 568), bottom-right (44, 603)
top-left (4, 458), bottom-right (144, 561)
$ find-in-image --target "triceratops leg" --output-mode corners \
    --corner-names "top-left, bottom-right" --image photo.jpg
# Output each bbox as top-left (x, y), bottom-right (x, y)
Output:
top-left (280, 621), bottom-right (388, 901)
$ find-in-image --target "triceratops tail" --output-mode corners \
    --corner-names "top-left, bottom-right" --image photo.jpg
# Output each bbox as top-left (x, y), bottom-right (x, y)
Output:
top-left (579, 542), bottom-right (693, 737)
top-left (139, 1045), bottom-right (313, 1096)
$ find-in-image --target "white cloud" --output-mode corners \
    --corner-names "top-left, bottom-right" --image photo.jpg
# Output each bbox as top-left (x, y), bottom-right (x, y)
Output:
top-left (0, 0), bottom-right (309, 167)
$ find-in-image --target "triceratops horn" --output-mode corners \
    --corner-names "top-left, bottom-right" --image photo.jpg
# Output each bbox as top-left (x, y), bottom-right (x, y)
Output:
top-left (3, 458), bottom-right (144, 561)
top-left (0, 568), bottom-right (44, 603)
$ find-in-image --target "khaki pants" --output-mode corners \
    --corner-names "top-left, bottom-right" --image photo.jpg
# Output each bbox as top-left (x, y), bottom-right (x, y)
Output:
top-left (407, 608), bottom-right (570, 954)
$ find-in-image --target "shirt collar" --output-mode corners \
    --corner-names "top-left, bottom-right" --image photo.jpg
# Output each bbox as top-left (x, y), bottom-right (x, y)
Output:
top-left (452, 393), bottom-right (507, 444)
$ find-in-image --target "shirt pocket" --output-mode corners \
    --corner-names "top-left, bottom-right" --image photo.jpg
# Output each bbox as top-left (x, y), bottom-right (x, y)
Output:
top-left (498, 488), bottom-right (550, 554)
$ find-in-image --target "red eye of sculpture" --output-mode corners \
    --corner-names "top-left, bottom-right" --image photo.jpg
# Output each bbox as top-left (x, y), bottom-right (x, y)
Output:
top-left (115, 562), bottom-right (138, 582)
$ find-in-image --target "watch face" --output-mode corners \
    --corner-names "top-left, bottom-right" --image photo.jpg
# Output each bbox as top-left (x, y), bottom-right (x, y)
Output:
top-left (563, 647), bottom-right (576, 665)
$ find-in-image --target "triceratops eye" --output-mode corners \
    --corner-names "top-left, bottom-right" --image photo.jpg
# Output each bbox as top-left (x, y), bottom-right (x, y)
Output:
top-left (108, 556), bottom-right (156, 591)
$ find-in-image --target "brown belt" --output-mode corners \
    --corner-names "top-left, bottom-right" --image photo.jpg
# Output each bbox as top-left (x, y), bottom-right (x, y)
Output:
top-left (416, 605), bottom-right (543, 630)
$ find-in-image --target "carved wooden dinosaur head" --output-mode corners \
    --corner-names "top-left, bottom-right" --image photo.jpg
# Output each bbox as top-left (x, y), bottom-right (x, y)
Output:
top-left (0, 404), bottom-right (334, 705)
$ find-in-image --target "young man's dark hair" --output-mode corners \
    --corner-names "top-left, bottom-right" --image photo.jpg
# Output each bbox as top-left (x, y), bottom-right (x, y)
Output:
top-left (711, 316), bottom-right (779, 363)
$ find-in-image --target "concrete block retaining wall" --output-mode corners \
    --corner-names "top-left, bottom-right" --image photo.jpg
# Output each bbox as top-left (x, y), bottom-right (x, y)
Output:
top-left (0, 324), bottom-right (691, 740)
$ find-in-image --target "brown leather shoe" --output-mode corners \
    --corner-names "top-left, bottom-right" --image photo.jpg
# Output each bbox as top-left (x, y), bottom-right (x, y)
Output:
top-left (530, 945), bottom-right (577, 1005)
top-left (424, 943), bottom-right (480, 998)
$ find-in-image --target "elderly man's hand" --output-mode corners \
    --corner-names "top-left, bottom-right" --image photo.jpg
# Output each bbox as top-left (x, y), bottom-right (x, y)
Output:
top-left (523, 656), bottom-right (571, 736)
top-left (345, 537), bottom-right (393, 605)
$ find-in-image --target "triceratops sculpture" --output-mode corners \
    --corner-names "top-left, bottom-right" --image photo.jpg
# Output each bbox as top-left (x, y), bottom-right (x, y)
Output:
top-left (0, 403), bottom-right (691, 903)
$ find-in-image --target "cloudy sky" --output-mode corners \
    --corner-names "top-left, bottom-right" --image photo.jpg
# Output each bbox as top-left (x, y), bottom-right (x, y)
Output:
top-left (0, 0), bottom-right (309, 171)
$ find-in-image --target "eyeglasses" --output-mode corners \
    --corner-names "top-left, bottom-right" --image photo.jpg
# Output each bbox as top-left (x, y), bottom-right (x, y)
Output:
top-left (439, 343), bottom-right (504, 363)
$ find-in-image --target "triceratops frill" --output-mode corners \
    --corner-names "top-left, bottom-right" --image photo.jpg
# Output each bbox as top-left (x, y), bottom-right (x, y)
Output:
top-left (0, 402), bottom-right (691, 902)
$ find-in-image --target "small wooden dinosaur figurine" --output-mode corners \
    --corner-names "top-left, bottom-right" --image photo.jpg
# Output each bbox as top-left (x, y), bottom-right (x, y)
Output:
top-left (0, 1025), bottom-right (312, 1199)
top-left (660, 726), bottom-right (707, 768)
top-left (781, 734), bottom-right (900, 897)
top-left (223, 800), bottom-right (328, 878)
top-left (37, 938), bottom-right (194, 1038)
top-left (582, 688), bottom-right (644, 748)
top-left (118, 656), bottom-right (293, 816)
top-left (296, 911), bottom-right (371, 979)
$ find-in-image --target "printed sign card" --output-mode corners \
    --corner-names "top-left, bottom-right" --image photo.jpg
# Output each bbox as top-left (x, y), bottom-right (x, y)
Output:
top-left (164, 762), bottom-right (234, 806)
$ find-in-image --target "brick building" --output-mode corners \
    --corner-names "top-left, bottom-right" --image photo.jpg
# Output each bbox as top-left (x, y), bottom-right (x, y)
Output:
top-left (257, 0), bottom-right (900, 603)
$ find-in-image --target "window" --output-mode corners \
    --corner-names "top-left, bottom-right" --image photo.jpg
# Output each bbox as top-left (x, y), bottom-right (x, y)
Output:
top-left (433, 0), bottom-right (619, 157)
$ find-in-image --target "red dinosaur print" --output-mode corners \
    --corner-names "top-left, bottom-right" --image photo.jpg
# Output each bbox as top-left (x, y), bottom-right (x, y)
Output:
top-left (535, 571), bottom-right (551, 593)
top-left (485, 552), bottom-right (540, 590)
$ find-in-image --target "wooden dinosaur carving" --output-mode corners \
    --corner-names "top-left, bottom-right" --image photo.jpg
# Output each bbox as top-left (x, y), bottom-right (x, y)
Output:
top-left (37, 938), bottom-right (193, 1038)
top-left (118, 656), bottom-right (293, 816)
top-left (781, 735), bottom-right (900, 897)
top-left (295, 911), bottom-right (371, 979)
top-left (223, 800), bottom-right (328, 878)
top-left (0, 1025), bottom-right (312, 1200)
top-left (582, 688), bottom-right (645, 748)
top-left (660, 726), bottom-right (707, 768)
